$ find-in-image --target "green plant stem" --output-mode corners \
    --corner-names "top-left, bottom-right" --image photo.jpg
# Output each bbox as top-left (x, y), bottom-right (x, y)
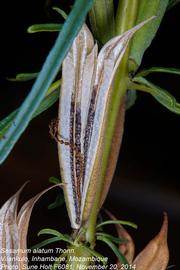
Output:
top-left (86, 0), bottom-right (139, 246)
top-left (89, 0), bottom-right (115, 45)
top-left (115, 0), bottom-right (139, 35)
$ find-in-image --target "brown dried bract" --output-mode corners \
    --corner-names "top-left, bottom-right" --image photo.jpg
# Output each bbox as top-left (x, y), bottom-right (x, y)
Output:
top-left (104, 210), bottom-right (169, 270)
top-left (132, 213), bottom-right (169, 270)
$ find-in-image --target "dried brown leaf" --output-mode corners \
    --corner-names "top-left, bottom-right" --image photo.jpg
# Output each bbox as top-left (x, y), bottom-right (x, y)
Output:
top-left (0, 183), bottom-right (27, 269)
top-left (133, 213), bottom-right (169, 270)
top-left (0, 183), bottom-right (61, 270)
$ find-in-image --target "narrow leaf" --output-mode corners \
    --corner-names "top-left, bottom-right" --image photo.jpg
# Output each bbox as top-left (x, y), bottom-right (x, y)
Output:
top-left (132, 76), bottom-right (180, 114)
top-left (0, 0), bottom-right (94, 164)
top-left (38, 228), bottom-right (64, 237)
top-left (7, 72), bottom-right (38, 81)
top-left (46, 79), bottom-right (61, 95)
top-left (33, 88), bottom-right (59, 118)
top-left (133, 213), bottom-right (169, 270)
top-left (48, 176), bottom-right (61, 185)
top-left (97, 220), bottom-right (137, 229)
top-left (104, 209), bottom-right (135, 265)
top-left (0, 81), bottom-right (60, 139)
top-left (27, 24), bottom-right (62, 33)
top-left (38, 229), bottom-right (72, 244)
top-left (52, 7), bottom-right (68, 20)
top-left (130, 0), bottom-right (169, 71)
top-left (137, 67), bottom-right (180, 77)
top-left (0, 111), bottom-right (17, 139)
top-left (96, 232), bottom-right (127, 245)
top-left (31, 236), bottom-right (60, 249)
top-left (97, 236), bottom-right (129, 265)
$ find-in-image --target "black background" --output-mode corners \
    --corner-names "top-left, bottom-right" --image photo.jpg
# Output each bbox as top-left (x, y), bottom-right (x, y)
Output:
top-left (0, 1), bottom-right (180, 268)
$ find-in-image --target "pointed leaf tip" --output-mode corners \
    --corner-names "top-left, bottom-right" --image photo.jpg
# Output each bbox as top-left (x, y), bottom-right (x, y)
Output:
top-left (133, 213), bottom-right (169, 270)
top-left (0, 183), bottom-right (62, 269)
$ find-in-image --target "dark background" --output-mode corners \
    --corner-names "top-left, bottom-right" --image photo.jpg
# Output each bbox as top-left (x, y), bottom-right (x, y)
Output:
top-left (0, 1), bottom-right (180, 268)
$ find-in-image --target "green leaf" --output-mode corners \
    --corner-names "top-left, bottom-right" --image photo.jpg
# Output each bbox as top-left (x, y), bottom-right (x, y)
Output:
top-left (137, 67), bottom-right (180, 77)
top-left (0, 0), bottom-right (93, 164)
top-left (132, 76), bottom-right (180, 114)
top-left (129, 0), bottom-right (169, 71)
top-left (0, 111), bottom-right (17, 139)
top-left (48, 193), bottom-right (64, 210)
top-left (96, 232), bottom-right (128, 245)
top-left (0, 80), bottom-right (60, 139)
top-left (52, 7), bottom-right (68, 20)
top-left (8, 72), bottom-right (38, 81)
top-left (48, 177), bottom-right (64, 209)
top-left (97, 236), bottom-right (129, 265)
top-left (96, 220), bottom-right (138, 229)
top-left (48, 176), bottom-right (61, 185)
top-left (89, 0), bottom-right (115, 45)
top-left (126, 89), bottom-right (137, 109)
top-left (38, 229), bottom-right (73, 244)
top-left (33, 89), bottom-right (59, 118)
top-left (46, 80), bottom-right (61, 95)
top-left (167, 0), bottom-right (180, 10)
top-left (31, 236), bottom-right (60, 249)
top-left (27, 24), bottom-right (62, 33)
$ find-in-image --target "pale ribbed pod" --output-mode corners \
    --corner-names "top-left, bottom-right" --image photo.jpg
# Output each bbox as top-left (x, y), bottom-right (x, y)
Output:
top-left (58, 19), bottom-right (154, 229)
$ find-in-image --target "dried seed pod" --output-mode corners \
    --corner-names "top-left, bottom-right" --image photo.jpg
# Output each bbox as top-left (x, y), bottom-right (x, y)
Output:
top-left (58, 19), bottom-right (155, 229)
top-left (0, 183), bottom-right (61, 270)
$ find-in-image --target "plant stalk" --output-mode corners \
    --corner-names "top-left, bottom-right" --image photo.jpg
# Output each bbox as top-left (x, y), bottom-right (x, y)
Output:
top-left (86, 0), bottom-right (139, 245)
top-left (89, 0), bottom-right (115, 45)
top-left (115, 0), bottom-right (139, 35)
